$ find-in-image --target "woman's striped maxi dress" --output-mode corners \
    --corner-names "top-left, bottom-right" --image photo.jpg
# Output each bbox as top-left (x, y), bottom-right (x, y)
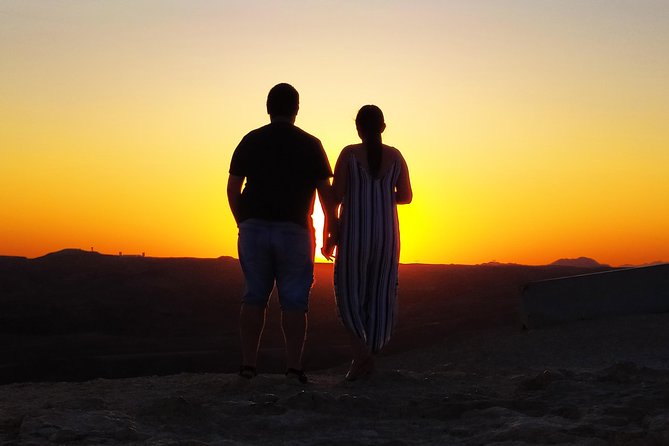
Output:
top-left (334, 152), bottom-right (402, 353)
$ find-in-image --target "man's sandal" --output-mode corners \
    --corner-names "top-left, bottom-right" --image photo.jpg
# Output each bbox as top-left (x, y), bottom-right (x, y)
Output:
top-left (239, 365), bottom-right (257, 379)
top-left (285, 368), bottom-right (308, 384)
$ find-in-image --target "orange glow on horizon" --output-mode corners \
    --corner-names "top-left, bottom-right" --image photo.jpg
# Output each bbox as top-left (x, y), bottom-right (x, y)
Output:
top-left (2, 2), bottom-right (668, 267)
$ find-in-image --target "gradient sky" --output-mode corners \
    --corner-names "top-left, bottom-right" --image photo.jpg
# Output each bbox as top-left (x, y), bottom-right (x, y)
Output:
top-left (2, 0), bottom-right (668, 265)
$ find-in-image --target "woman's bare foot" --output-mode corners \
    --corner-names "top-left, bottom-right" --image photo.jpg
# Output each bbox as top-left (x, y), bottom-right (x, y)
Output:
top-left (345, 355), bottom-right (375, 381)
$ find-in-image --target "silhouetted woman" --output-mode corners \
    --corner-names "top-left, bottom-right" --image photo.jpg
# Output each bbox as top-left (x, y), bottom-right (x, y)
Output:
top-left (323, 105), bottom-right (412, 380)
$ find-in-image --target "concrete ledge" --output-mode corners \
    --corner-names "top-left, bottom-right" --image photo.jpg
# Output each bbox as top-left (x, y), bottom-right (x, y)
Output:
top-left (520, 264), bottom-right (669, 328)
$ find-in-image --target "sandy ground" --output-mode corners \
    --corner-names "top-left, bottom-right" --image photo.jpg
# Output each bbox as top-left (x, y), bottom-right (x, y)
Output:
top-left (3, 313), bottom-right (669, 446)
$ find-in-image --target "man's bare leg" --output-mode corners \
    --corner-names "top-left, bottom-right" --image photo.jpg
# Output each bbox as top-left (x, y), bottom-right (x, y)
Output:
top-left (240, 303), bottom-right (266, 368)
top-left (281, 310), bottom-right (307, 371)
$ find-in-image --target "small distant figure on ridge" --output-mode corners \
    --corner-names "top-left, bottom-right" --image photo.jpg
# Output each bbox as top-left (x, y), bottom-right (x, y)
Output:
top-left (323, 105), bottom-right (413, 381)
top-left (227, 83), bottom-right (335, 383)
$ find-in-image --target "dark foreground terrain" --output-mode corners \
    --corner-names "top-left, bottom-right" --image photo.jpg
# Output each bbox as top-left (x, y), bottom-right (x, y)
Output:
top-left (0, 249), bottom-right (611, 383)
top-left (4, 313), bottom-right (669, 445)
top-left (6, 250), bottom-right (669, 445)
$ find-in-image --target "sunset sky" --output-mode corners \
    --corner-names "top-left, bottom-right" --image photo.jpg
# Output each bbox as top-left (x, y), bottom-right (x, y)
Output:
top-left (2, 1), bottom-right (668, 266)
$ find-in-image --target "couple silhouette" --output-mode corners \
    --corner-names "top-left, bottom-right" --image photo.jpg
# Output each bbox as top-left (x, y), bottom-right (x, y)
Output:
top-left (227, 83), bottom-right (412, 383)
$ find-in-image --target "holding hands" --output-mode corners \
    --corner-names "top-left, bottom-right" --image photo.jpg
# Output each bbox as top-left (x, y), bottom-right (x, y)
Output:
top-left (321, 221), bottom-right (338, 261)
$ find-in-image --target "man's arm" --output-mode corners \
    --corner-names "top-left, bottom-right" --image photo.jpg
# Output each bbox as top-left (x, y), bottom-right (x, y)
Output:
top-left (316, 178), bottom-right (337, 260)
top-left (227, 174), bottom-right (245, 224)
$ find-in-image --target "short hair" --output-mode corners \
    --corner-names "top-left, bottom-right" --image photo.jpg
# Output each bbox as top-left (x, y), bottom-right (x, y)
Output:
top-left (266, 83), bottom-right (299, 117)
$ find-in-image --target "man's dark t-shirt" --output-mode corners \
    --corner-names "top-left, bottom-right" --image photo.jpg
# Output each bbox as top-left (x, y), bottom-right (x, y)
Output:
top-left (229, 122), bottom-right (332, 228)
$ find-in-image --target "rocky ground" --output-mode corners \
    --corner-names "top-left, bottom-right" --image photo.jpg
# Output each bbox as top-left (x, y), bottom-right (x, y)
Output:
top-left (3, 313), bottom-right (669, 445)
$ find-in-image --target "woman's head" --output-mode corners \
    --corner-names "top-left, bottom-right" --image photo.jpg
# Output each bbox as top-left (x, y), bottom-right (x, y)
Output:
top-left (356, 105), bottom-right (386, 177)
top-left (355, 105), bottom-right (386, 139)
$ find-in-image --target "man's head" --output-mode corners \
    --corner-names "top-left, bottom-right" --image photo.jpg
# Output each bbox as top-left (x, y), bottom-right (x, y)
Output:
top-left (267, 83), bottom-right (299, 120)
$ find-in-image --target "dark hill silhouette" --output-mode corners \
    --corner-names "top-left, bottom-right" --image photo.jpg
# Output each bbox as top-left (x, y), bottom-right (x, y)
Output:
top-left (0, 250), bottom-right (613, 383)
top-left (36, 248), bottom-right (101, 259)
top-left (550, 256), bottom-right (607, 268)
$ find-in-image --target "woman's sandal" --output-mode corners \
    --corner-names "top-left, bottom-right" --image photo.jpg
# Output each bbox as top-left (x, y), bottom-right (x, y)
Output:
top-left (345, 356), bottom-right (375, 382)
top-left (239, 365), bottom-right (257, 379)
top-left (285, 368), bottom-right (308, 384)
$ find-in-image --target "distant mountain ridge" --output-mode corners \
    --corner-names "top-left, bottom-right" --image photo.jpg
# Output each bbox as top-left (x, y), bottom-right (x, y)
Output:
top-left (0, 248), bottom-right (238, 263)
top-left (1, 249), bottom-right (663, 268)
top-left (36, 248), bottom-right (103, 259)
top-left (550, 257), bottom-right (608, 268)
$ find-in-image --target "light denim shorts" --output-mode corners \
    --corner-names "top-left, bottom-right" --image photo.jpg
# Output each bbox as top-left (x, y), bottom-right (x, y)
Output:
top-left (237, 219), bottom-right (315, 312)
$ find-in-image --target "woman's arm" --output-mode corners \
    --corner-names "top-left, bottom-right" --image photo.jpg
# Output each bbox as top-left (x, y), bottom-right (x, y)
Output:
top-left (395, 151), bottom-right (413, 204)
top-left (332, 147), bottom-right (350, 207)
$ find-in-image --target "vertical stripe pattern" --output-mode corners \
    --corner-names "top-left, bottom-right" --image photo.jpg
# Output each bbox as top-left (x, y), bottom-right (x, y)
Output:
top-left (334, 154), bottom-right (401, 353)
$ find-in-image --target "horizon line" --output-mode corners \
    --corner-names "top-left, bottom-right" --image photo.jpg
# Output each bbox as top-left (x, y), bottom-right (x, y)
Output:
top-left (1, 248), bottom-right (664, 269)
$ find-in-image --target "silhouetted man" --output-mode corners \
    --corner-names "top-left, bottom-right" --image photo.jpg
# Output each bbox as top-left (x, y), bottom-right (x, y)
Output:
top-left (227, 83), bottom-right (334, 383)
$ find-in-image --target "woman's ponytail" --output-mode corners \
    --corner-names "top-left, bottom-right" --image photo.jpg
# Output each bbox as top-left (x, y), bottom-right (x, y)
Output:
top-left (355, 105), bottom-right (385, 178)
